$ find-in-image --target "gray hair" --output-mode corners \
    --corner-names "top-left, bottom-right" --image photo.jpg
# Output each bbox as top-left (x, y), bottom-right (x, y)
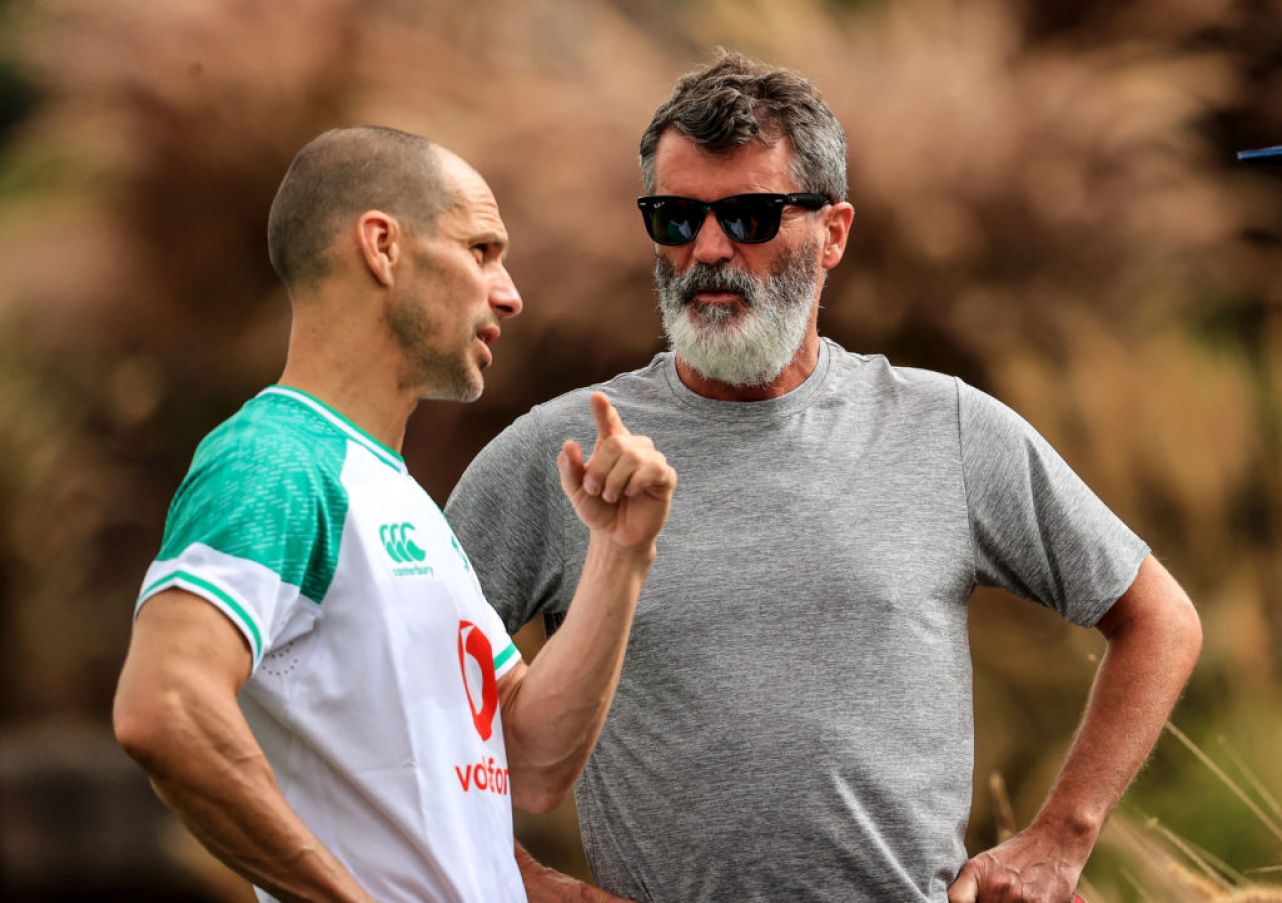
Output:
top-left (267, 125), bottom-right (456, 291)
top-left (639, 52), bottom-right (848, 201)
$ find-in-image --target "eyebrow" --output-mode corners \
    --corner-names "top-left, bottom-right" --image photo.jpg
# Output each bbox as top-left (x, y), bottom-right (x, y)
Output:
top-left (471, 231), bottom-right (509, 257)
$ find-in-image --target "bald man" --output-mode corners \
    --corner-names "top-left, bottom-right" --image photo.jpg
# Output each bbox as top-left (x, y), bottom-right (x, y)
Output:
top-left (112, 126), bottom-right (676, 903)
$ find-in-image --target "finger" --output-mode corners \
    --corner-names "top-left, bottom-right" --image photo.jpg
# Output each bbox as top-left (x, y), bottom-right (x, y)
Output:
top-left (590, 392), bottom-right (629, 444)
top-left (624, 458), bottom-right (676, 499)
top-left (600, 446), bottom-right (656, 504)
top-left (947, 861), bottom-right (980, 903)
top-left (583, 435), bottom-right (626, 497)
top-left (557, 440), bottom-right (585, 497)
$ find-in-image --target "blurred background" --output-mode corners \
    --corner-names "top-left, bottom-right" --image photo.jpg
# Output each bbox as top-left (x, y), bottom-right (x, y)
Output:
top-left (1, 0), bottom-right (1280, 900)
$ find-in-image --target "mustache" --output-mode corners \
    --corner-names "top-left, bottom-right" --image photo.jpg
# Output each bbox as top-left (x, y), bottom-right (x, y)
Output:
top-left (656, 259), bottom-right (758, 306)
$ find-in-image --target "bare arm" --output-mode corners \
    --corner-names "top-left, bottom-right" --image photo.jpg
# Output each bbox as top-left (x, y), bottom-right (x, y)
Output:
top-left (515, 843), bottom-right (635, 902)
top-left (498, 391), bottom-right (676, 814)
top-left (948, 554), bottom-right (1202, 903)
top-left (113, 590), bottom-right (375, 903)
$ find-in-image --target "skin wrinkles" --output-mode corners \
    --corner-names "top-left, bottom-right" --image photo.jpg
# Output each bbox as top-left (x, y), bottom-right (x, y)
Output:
top-left (651, 129), bottom-right (854, 401)
top-left (390, 150), bottom-right (520, 403)
top-left (654, 238), bottom-right (822, 388)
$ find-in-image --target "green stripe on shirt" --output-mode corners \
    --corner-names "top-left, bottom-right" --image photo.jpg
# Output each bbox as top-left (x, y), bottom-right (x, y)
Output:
top-left (493, 642), bottom-right (519, 671)
top-left (142, 570), bottom-right (264, 660)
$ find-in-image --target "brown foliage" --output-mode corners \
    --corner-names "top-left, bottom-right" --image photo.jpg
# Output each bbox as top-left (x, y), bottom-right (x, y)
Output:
top-left (1, 0), bottom-right (1281, 898)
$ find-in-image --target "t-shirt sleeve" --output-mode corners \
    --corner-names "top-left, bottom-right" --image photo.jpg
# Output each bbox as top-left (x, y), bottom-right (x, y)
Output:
top-left (958, 380), bottom-right (1149, 626)
top-left (466, 571), bottom-right (523, 681)
top-left (136, 439), bottom-right (347, 670)
top-left (445, 407), bottom-right (569, 636)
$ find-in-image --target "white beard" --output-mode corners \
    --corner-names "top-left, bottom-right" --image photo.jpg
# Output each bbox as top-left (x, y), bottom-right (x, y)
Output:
top-left (656, 239), bottom-right (821, 388)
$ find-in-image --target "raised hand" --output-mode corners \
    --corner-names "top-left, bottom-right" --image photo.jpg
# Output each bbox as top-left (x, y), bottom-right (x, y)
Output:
top-left (557, 392), bottom-right (676, 553)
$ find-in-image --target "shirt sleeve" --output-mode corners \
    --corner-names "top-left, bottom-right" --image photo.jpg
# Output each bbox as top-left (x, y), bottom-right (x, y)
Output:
top-left (137, 437), bottom-right (347, 670)
top-left (445, 406), bottom-right (570, 636)
top-left (466, 573), bottom-right (523, 681)
top-left (958, 380), bottom-right (1150, 626)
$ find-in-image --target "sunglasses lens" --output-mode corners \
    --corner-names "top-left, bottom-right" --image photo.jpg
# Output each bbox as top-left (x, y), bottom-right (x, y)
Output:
top-left (640, 195), bottom-right (805, 245)
top-left (716, 197), bottom-right (780, 243)
top-left (644, 199), bottom-right (703, 245)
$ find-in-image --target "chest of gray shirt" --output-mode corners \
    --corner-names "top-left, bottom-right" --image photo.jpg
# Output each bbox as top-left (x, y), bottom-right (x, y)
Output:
top-left (446, 339), bottom-right (1148, 903)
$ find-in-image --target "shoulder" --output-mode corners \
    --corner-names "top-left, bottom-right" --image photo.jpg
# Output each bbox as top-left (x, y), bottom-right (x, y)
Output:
top-left (194, 392), bottom-right (346, 473)
top-left (528, 354), bottom-right (670, 429)
top-left (482, 353), bottom-right (669, 454)
top-left (821, 339), bottom-right (961, 411)
top-left (159, 394), bottom-right (352, 584)
top-left (173, 394), bottom-right (349, 523)
top-left (953, 380), bottom-right (1033, 437)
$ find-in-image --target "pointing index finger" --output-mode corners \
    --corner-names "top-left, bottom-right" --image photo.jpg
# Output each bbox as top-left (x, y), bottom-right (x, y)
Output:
top-left (590, 391), bottom-right (629, 440)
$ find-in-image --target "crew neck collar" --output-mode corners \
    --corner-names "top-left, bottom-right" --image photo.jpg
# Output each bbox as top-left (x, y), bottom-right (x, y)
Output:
top-left (660, 338), bottom-right (833, 421)
top-left (258, 385), bottom-right (407, 472)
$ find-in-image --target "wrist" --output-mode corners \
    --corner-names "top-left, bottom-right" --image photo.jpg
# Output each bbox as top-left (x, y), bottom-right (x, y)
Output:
top-left (1029, 806), bottom-right (1104, 855)
top-left (587, 531), bottom-right (657, 570)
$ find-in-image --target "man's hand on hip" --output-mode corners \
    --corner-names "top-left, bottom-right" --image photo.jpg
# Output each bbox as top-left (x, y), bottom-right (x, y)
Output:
top-left (947, 825), bottom-right (1087, 903)
top-left (558, 391), bottom-right (676, 552)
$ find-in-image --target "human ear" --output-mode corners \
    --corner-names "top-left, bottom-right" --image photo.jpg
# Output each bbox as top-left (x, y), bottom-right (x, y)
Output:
top-left (821, 202), bottom-right (855, 271)
top-left (356, 210), bottom-right (401, 287)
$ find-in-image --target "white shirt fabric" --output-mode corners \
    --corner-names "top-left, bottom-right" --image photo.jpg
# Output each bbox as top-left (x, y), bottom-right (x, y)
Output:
top-left (138, 385), bottom-right (526, 903)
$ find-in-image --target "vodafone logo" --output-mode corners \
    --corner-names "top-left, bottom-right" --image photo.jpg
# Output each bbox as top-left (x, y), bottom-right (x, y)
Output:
top-left (454, 621), bottom-right (510, 798)
top-left (456, 620), bottom-right (499, 741)
top-left (454, 756), bottom-right (510, 797)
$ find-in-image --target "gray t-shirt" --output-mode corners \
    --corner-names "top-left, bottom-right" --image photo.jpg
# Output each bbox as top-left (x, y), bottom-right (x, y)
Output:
top-left (445, 338), bottom-right (1149, 903)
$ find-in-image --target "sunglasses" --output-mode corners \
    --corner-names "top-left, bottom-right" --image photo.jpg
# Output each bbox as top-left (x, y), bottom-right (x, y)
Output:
top-left (636, 192), bottom-right (830, 246)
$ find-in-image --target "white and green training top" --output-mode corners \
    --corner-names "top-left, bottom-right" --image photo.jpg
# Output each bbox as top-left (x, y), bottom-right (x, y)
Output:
top-left (137, 386), bottom-right (525, 903)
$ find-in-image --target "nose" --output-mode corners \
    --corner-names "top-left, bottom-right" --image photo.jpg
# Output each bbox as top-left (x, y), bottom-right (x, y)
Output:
top-left (489, 265), bottom-right (522, 319)
top-left (690, 209), bottom-right (734, 266)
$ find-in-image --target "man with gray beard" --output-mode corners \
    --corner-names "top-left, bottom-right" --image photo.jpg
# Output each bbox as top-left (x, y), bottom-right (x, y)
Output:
top-left (446, 53), bottom-right (1201, 903)
top-left (656, 241), bottom-right (821, 388)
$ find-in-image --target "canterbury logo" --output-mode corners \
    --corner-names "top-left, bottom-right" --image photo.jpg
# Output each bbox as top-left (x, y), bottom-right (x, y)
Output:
top-left (380, 522), bottom-right (426, 563)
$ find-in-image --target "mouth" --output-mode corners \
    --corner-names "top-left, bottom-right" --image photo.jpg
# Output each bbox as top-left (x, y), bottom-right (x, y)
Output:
top-left (689, 290), bottom-right (746, 305)
top-left (474, 325), bottom-right (500, 367)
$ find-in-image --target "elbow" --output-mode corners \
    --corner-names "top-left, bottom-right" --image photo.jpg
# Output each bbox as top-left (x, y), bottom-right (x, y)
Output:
top-left (1177, 594), bottom-right (1203, 670)
top-left (112, 697), bottom-right (156, 767)
top-left (514, 788), bottom-right (567, 815)
top-left (1142, 586), bottom-right (1203, 681)
top-left (112, 687), bottom-right (178, 773)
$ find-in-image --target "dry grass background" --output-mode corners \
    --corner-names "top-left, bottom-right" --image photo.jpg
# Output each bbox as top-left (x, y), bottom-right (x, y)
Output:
top-left (0, 0), bottom-right (1280, 899)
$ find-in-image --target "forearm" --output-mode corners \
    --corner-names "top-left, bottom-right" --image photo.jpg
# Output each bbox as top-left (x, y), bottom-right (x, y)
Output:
top-left (516, 843), bottom-right (633, 903)
top-left (502, 532), bottom-right (653, 809)
top-left (1032, 572), bottom-right (1201, 850)
top-left (948, 560), bottom-right (1202, 902)
top-left (117, 684), bottom-right (372, 902)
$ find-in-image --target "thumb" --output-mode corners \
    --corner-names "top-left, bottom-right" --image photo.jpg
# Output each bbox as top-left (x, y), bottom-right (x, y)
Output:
top-left (947, 859), bottom-right (981, 903)
top-left (557, 440), bottom-right (585, 497)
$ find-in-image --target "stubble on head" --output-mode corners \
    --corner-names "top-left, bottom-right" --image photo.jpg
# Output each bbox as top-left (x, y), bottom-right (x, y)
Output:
top-left (655, 238), bottom-right (823, 388)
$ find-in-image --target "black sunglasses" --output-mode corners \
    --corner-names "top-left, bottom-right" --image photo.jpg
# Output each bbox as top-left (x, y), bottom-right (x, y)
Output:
top-left (636, 192), bottom-right (830, 245)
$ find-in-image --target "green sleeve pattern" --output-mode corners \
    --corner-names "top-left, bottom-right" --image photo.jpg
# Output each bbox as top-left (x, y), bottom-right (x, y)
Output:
top-left (158, 407), bottom-right (349, 603)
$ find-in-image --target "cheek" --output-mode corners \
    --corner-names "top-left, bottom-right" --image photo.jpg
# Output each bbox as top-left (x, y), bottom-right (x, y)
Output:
top-left (657, 247), bottom-right (689, 274)
top-left (432, 267), bottom-right (484, 320)
top-left (742, 244), bottom-right (778, 268)
top-left (462, 267), bottom-right (489, 307)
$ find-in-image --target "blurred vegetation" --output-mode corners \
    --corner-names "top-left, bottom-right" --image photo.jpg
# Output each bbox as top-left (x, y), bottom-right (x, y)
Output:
top-left (1, 0), bottom-right (1280, 900)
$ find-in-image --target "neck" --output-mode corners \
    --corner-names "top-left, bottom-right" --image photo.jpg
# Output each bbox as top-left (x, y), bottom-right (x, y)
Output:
top-left (674, 330), bottom-right (822, 402)
top-left (277, 299), bottom-right (417, 453)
